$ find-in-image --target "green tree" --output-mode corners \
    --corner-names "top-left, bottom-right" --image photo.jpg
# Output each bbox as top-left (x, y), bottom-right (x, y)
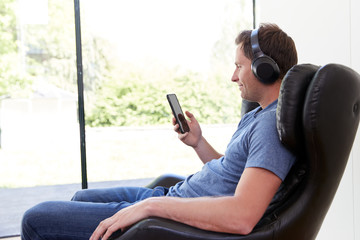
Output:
top-left (0, 0), bottom-right (32, 98)
top-left (85, 60), bottom-right (242, 127)
top-left (22, 0), bottom-right (115, 93)
top-left (85, 0), bottom-right (250, 127)
top-left (1, 0), bottom-right (248, 126)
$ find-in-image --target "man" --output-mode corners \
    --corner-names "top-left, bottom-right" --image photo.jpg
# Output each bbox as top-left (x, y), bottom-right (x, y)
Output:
top-left (21, 23), bottom-right (298, 240)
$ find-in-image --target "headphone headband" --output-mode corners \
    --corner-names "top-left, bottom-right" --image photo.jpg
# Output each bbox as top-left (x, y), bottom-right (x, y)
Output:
top-left (250, 28), bottom-right (262, 58)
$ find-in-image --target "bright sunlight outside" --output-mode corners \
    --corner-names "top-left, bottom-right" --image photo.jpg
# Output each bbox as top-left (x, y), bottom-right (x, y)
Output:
top-left (0, 0), bottom-right (252, 188)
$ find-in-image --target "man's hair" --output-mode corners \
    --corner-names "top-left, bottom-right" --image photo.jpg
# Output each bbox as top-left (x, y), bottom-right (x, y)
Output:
top-left (235, 23), bottom-right (298, 80)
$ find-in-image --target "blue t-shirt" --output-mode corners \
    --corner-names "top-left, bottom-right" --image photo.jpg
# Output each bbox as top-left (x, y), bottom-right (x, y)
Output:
top-left (167, 100), bottom-right (295, 198)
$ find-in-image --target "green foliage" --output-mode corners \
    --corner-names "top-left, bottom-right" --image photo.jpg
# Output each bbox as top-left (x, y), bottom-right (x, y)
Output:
top-left (0, 0), bottom-right (17, 54)
top-left (1, 0), bottom-right (248, 126)
top-left (85, 62), bottom-right (242, 127)
top-left (0, 53), bottom-right (33, 98)
top-left (23, 0), bottom-right (79, 92)
top-left (20, 0), bottom-right (114, 94)
top-left (86, 77), bottom-right (169, 126)
top-left (84, 0), bottom-right (249, 127)
top-left (0, 0), bottom-right (33, 97)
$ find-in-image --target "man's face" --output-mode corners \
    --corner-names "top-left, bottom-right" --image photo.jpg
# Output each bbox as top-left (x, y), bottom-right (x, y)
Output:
top-left (231, 43), bottom-right (263, 102)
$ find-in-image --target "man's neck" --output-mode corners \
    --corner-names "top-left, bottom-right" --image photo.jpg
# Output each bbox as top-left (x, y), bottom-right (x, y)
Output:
top-left (258, 81), bottom-right (281, 109)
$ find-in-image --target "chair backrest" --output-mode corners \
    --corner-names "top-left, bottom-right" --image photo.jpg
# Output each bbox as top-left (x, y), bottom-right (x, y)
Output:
top-left (253, 63), bottom-right (360, 240)
top-left (241, 100), bottom-right (259, 117)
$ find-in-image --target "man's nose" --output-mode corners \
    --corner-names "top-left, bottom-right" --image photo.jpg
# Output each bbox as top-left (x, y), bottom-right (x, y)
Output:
top-left (231, 69), bottom-right (239, 82)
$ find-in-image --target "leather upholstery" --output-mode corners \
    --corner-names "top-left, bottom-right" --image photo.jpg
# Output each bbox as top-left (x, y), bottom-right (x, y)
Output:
top-left (145, 173), bottom-right (185, 189)
top-left (277, 64), bottom-right (320, 154)
top-left (113, 64), bottom-right (360, 240)
top-left (241, 100), bottom-right (259, 117)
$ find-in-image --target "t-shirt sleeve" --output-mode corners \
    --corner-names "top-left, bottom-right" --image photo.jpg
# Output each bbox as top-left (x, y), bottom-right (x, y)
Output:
top-left (244, 110), bottom-right (296, 181)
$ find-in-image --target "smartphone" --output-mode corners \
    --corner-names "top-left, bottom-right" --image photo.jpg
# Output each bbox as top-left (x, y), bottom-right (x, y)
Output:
top-left (167, 94), bottom-right (190, 133)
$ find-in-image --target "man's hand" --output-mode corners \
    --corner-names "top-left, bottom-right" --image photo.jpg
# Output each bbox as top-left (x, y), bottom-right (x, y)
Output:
top-left (173, 111), bottom-right (223, 164)
top-left (173, 111), bottom-right (202, 148)
top-left (90, 199), bottom-right (152, 240)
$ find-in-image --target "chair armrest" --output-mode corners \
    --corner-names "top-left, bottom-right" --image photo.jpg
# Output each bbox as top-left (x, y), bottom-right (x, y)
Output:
top-left (112, 217), bottom-right (243, 240)
top-left (145, 173), bottom-right (185, 189)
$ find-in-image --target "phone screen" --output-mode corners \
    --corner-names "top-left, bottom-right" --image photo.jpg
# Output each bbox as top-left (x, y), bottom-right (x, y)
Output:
top-left (167, 94), bottom-right (190, 133)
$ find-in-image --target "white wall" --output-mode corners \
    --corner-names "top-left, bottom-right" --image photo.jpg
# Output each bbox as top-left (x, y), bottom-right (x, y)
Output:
top-left (256, 0), bottom-right (360, 239)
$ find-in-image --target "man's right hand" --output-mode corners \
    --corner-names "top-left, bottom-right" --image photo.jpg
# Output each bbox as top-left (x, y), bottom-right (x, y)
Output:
top-left (172, 111), bottom-right (223, 164)
top-left (172, 111), bottom-right (202, 148)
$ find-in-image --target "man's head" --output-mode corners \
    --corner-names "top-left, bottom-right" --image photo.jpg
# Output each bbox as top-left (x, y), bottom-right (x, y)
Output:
top-left (235, 23), bottom-right (298, 81)
top-left (232, 23), bottom-right (298, 107)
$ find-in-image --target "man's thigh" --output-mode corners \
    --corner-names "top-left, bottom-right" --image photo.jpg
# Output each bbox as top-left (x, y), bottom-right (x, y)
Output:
top-left (22, 200), bottom-right (124, 240)
top-left (22, 186), bottom-right (168, 240)
top-left (71, 186), bottom-right (168, 203)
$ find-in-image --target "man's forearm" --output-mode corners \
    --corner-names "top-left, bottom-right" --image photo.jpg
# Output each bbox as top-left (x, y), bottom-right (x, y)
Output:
top-left (194, 136), bottom-right (223, 164)
top-left (144, 168), bottom-right (281, 235)
top-left (145, 196), bottom-right (254, 235)
top-left (91, 168), bottom-right (281, 240)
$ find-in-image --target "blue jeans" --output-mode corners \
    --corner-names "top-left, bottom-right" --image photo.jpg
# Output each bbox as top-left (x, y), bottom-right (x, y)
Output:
top-left (21, 186), bottom-right (168, 240)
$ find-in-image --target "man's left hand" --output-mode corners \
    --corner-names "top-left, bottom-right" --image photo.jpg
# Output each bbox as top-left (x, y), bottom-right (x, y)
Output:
top-left (89, 199), bottom-right (151, 240)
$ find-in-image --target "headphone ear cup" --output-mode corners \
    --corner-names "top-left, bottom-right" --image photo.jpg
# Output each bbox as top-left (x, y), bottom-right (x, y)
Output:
top-left (251, 56), bottom-right (280, 84)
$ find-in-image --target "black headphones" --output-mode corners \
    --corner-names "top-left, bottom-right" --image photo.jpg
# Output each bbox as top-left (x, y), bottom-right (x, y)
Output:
top-left (250, 28), bottom-right (280, 84)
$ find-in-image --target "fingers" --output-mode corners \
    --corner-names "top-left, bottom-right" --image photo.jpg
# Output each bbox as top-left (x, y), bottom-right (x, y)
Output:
top-left (90, 219), bottom-right (107, 240)
top-left (172, 111), bottom-right (194, 135)
top-left (172, 112), bottom-right (193, 124)
top-left (178, 131), bottom-right (189, 141)
top-left (172, 118), bottom-right (183, 133)
top-left (185, 111), bottom-right (193, 119)
top-left (90, 217), bottom-right (119, 240)
top-left (173, 123), bottom-right (189, 139)
top-left (101, 224), bottom-right (120, 240)
top-left (173, 123), bottom-right (180, 132)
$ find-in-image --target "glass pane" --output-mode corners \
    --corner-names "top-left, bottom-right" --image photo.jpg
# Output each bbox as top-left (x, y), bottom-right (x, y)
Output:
top-left (0, 0), bottom-right (79, 188)
top-left (80, 0), bottom-right (253, 183)
top-left (0, 0), bottom-right (81, 236)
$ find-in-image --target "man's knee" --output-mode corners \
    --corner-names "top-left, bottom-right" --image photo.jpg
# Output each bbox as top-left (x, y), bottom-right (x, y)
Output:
top-left (71, 189), bottom-right (87, 201)
top-left (21, 202), bottom-right (52, 239)
top-left (22, 202), bottom-right (43, 227)
top-left (71, 189), bottom-right (100, 202)
top-left (22, 206), bottom-right (34, 233)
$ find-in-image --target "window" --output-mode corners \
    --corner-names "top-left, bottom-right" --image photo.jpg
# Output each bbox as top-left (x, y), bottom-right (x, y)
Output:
top-left (0, 0), bottom-right (79, 188)
top-left (80, 0), bottom-right (252, 183)
top-left (0, 0), bottom-right (252, 236)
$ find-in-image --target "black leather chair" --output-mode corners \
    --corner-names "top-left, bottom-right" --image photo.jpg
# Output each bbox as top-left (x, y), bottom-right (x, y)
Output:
top-left (112, 63), bottom-right (360, 240)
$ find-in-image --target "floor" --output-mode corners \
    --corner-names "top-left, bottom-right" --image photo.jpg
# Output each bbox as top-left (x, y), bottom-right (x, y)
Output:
top-left (0, 178), bottom-right (153, 239)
